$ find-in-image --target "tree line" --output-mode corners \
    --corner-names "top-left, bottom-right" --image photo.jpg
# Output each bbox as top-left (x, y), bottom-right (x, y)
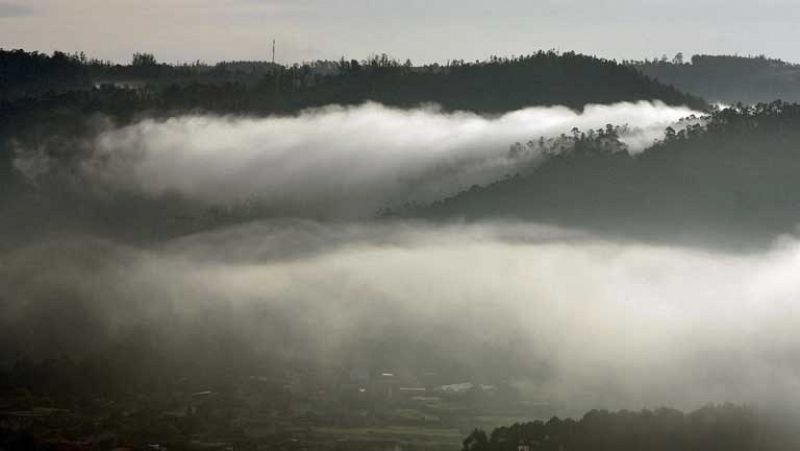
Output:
top-left (1, 48), bottom-right (706, 113)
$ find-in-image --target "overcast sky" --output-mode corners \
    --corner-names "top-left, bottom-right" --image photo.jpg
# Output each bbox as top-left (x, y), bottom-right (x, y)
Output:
top-left (1, 0), bottom-right (798, 64)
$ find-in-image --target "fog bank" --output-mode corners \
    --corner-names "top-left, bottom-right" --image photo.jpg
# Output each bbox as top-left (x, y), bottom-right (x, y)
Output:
top-left (16, 101), bottom-right (697, 217)
top-left (3, 220), bottom-right (800, 415)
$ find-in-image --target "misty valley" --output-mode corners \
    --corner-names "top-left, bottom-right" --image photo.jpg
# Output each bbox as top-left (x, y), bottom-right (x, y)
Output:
top-left (5, 48), bottom-right (800, 451)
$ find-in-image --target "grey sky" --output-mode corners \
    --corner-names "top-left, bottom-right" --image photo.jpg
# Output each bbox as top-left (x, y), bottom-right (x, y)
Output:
top-left (1, 0), bottom-right (798, 64)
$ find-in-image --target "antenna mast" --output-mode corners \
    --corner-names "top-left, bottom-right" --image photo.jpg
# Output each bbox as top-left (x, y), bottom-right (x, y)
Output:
top-left (272, 39), bottom-right (275, 65)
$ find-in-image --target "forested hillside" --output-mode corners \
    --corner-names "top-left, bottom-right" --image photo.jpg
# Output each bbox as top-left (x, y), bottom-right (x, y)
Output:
top-left (414, 102), bottom-right (800, 248)
top-left (1, 49), bottom-right (706, 117)
top-left (632, 54), bottom-right (800, 104)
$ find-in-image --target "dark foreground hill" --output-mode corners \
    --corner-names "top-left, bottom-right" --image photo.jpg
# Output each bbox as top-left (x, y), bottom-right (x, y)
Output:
top-left (463, 404), bottom-right (800, 451)
top-left (412, 102), bottom-right (800, 249)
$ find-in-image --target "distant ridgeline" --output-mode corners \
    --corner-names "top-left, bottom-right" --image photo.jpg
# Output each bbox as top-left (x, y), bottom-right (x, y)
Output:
top-left (0, 48), bottom-right (706, 117)
top-left (631, 54), bottom-right (800, 104)
top-left (409, 102), bottom-right (800, 249)
top-left (462, 404), bottom-right (800, 451)
top-left (0, 48), bottom-right (704, 229)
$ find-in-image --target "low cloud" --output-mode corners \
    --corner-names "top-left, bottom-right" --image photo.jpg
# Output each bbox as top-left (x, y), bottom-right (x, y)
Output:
top-left (3, 220), bottom-right (800, 415)
top-left (15, 101), bottom-right (697, 218)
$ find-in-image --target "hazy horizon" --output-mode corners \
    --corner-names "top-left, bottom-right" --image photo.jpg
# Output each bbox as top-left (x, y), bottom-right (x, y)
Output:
top-left (2, 0), bottom-right (800, 65)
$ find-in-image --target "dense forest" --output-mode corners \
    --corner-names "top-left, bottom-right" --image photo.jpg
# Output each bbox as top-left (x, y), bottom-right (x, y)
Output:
top-left (1, 48), bottom-right (706, 117)
top-left (412, 102), bottom-right (800, 249)
top-left (631, 54), bottom-right (800, 104)
top-left (462, 404), bottom-right (800, 451)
